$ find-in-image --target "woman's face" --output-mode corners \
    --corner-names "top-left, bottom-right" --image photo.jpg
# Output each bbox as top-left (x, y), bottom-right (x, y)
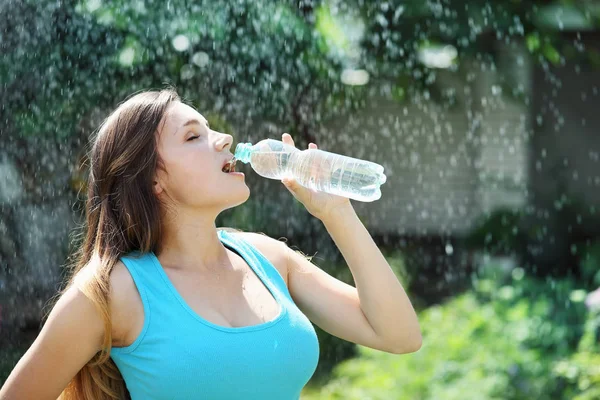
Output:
top-left (154, 101), bottom-right (249, 213)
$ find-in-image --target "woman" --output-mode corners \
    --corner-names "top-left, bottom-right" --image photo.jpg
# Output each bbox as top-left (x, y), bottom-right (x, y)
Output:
top-left (0, 88), bottom-right (422, 400)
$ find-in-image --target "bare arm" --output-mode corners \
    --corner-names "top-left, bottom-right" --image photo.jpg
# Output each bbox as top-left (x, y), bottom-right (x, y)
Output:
top-left (318, 204), bottom-right (422, 352)
top-left (0, 286), bottom-right (105, 400)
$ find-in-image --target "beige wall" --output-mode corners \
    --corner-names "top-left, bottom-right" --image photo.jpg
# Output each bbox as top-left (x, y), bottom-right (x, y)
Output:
top-left (320, 54), bottom-right (531, 236)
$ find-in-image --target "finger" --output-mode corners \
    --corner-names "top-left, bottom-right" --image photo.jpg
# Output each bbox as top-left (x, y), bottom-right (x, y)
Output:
top-left (282, 133), bottom-right (295, 147)
top-left (280, 134), bottom-right (295, 184)
top-left (282, 178), bottom-right (299, 197)
top-left (309, 143), bottom-right (317, 149)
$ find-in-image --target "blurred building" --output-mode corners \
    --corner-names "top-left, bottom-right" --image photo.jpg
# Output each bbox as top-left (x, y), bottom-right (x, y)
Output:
top-left (322, 41), bottom-right (532, 238)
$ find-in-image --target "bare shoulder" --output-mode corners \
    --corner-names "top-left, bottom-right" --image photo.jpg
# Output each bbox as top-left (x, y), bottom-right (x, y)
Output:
top-left (108, 259), bottom-right (144, 347)
top-left (233, 231), bottom-right (290, 286)
top-left (0, 283), bottom-right (105, 399)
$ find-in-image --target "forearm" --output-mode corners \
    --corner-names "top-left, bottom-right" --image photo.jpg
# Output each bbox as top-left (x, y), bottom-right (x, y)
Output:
top-left (321, 203), bottom-right (422, 351)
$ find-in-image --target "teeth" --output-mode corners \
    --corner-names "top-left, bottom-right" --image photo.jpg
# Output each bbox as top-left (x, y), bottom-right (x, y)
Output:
top-left (222, 159), bottom-right (236, 173)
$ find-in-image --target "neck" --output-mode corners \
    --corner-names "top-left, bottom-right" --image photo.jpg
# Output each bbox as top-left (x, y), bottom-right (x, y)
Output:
top-left (156, 207), bottom-right (232, 273)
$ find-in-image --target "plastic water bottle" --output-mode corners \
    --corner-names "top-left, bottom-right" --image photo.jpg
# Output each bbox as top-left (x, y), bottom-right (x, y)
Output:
top-left (233, 139), bottom-right (387, 202)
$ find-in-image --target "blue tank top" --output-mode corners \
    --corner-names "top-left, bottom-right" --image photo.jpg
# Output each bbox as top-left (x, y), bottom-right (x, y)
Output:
top-left (110, 229), bottom-right (320, 399)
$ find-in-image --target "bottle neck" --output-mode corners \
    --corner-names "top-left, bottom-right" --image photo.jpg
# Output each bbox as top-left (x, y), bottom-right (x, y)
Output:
top-left (233, 142), bottom-right (253, 163)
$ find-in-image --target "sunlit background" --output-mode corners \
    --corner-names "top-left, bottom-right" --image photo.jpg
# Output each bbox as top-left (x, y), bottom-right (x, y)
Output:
top-left (2, 0), bottom-right (600, 398)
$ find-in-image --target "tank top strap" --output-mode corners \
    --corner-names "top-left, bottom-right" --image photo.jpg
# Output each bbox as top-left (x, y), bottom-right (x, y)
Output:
top-left (218, 230), bottom-right (292, 301)
top-left (113, 251), bottom-right (162, 354)
top-left (119, 251), bottom-right (175, 300)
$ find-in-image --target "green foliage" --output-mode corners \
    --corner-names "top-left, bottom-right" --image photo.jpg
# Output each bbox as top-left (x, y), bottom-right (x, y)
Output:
top-left (461, 208), bottom-right (527, 255)
top-left (579, 240), bottom-right (600, 289)
top-left (6, 0), bottom-right (599, 143)
top-left (553, 309), bottom-right (600, 400)
top-left (302, 260), bottom-right (595, 400)
top-left (474, 265), bottom-right (588, 356)
top-left (462, 200), bottom-right (600, 278)
top-left (2, 0), bottom-right (359, 143)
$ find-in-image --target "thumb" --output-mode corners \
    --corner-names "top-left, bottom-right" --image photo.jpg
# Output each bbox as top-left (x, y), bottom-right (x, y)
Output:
top-left (282, 177), bottom-right (297, 191)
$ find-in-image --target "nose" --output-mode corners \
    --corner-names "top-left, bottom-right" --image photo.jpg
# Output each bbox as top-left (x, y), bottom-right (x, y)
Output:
top-left (216, 133), bottom-right (234, 152)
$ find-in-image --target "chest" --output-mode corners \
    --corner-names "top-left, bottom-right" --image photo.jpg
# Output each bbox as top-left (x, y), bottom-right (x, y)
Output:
top-left (163, 264), bottom-right (282, 329)
top-left (113, 253), bottom-right (288, 347)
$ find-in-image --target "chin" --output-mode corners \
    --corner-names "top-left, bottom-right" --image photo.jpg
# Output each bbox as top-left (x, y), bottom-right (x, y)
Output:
top-left (223, 185), bottom-right (250, 209)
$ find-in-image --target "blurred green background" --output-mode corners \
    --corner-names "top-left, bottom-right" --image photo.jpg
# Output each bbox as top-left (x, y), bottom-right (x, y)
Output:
top-left (2, 0), bottom-right (600, 398)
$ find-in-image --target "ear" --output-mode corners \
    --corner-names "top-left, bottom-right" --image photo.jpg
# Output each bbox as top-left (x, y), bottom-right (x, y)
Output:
top-left (153, 178), bottom-right (164, 196)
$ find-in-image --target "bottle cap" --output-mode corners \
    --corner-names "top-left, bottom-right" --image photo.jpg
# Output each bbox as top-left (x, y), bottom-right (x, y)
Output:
top-left (234, 142), bottom-right (253, 163)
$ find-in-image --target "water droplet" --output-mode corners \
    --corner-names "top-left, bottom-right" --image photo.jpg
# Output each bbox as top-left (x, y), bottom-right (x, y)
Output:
top-left (445, 244), bottom-right (454, 255)
top-left (172, 35), bottom-right (190, 52)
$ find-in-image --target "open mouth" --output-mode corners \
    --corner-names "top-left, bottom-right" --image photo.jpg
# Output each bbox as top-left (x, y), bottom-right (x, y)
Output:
top-left (222, 158), bottom-right (237, 173)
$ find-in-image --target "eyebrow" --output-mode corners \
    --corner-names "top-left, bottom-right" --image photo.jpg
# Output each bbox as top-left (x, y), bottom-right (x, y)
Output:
top-left (177, 118), bottom-right (209, 135)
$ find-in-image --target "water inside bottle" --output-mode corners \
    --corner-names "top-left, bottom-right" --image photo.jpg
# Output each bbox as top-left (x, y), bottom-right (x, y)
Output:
top-left (236, 142), bottom-right (385, 202)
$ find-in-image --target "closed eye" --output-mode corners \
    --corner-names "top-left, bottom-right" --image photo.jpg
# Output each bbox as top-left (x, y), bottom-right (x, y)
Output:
top-left (187, 136), bottom-right (200, 141)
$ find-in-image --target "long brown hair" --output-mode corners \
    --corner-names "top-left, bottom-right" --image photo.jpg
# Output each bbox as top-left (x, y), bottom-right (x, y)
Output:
top-left (52, 88), bottom-right (180, 399)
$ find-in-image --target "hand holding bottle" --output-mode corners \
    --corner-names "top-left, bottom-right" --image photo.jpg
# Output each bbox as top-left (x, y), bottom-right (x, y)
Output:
top-left (280, 133), bottom-right (353, 221)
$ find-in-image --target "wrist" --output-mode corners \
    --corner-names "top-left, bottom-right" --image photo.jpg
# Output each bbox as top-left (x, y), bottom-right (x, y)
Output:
top-left (320, 201), bottom-right (355, 223)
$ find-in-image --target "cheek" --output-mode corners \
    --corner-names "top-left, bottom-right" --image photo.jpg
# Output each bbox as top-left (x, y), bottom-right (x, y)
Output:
top-left (163, 158), bottom-right (220, 197)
